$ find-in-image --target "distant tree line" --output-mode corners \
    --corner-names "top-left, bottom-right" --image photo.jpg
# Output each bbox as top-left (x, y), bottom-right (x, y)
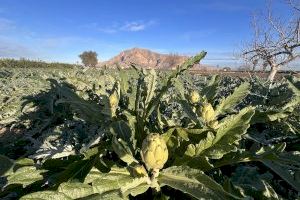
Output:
top-left (79, 51), bottom-right (98, 67)
top-left (0, 58), bottom-right (76, 68)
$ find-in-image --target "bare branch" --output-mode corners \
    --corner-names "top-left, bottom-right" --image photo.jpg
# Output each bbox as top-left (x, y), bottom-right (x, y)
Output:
top-left (287, 0), bottom-right (300, 12)
top-left (241, 0), bottom-right (300, 81)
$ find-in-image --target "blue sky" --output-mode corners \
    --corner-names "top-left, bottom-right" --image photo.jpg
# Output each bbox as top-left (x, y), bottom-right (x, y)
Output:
top-left (0, 0), bottom-right (295, 67)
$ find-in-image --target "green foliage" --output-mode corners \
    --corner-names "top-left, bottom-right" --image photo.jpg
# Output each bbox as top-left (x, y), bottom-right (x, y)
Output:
top-left (20, 191), bottom-right (72, 200)
top-left (0, 52), bottom-right (300, 199)
top-left (0, 58), bottom-right (76, 69)
top-left (159, 166), bottom-right (240, 199)
top-left (203, 107), bottom-right (254, 159)
top-left (6, 166), bottom-right (47, 187)
top-left (215, 82), bottom-right (250, 116)
top-left (0, 155), bottom-right (13, 176)
top-left (228, 166), bottom-right (279, 199)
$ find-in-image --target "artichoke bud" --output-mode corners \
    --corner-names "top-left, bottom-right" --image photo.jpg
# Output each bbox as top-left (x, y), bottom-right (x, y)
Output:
top-left (201, 103), bottom-right (215, 122)
top-left (189, 90), bottom-right (200, 104)
top-left (95, 89), bottom-right (102, 96)
top-left (208, 120), bottom-right (218, 129)
top-left (109, 92), bottom-right (119, 108)
top-left (141, 133), bottom-right (168, 170)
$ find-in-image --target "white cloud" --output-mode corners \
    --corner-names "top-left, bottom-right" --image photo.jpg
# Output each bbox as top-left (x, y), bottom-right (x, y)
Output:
top-left (121, 22), bottom-right (145, 31)
top-left (82, 20), bottom-right (156, 33)
top-left (121, 20), bottom-right (156, 32)
top-left (0, 17), bottom-right (145, 62)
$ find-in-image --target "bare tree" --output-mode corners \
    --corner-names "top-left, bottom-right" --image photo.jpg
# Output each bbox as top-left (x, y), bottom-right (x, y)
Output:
top-left (287, 0), bottom-right (300, 12)
top-left (242, 0), bottom-right (300, 81)
top-left (79, 51), bottom-right (98, 67)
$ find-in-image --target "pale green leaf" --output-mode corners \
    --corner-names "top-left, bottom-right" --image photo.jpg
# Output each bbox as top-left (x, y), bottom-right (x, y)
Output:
top-left (175, 155), bottom-right (214, 172)
top-left (89, 168), bottom-right (149, 198)
top-left (178, 99), bottom-right (200, 124)
top-left (49, 158), bottom-right (96, 186)
top-left (204, 107), bottom-right (255, 159)
top-left (92, 167), bottom-right (134, 195)
top-left (175, 128), bottom-right (189, 141)
top-left (144, 69), bottom-right (157, 107)
top-left (185, 132), bottom-right (214, 157)
top-left (282, 96), bottom-right (300, 111)
top-left (120, 177), bottom-right (150, 197)
top-left (15, 158), bottom-right (35, 166)
top-left (84, 167), bottom-right (104, 184)
top-left (201, 75), bottom-right (221, 102)
top-left (112, 137), bottom-right (138, 165)
top-left (79, 190), bottom-right (125, 200)
top-left (58, 182), bottom-right (94, 199)
top-left (159, 166), bottom-right (240, 200)
top-left (286, 78), bottom-right (300, 96)
top-left (173, 78), bottom-right (185, 99)
top-left (216, 82), bottom-right (250, 116)
top-left (20, 191), bottom-right (71, 200)
top-left (161, 128), bottom-right (176, 143)
top-left (118, 68), bottom-right (130, 96)
top-left (6, 166), bottom-right (47, 187)
top-left (123, 183), bottom-right (149, 197)
top-left (111, 120), bottom-right (136, 151)
top-left (185, 128), bottom-right (210, 135)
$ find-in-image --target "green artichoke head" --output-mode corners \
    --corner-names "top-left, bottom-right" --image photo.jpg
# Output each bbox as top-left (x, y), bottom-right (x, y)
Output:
top-left (141, 133), bottom-right (168, 170)
top-left (190, 90), bottom-right (200, 104)
top-left (109, 92), bottom-right (119, 117)
top-left (109, 92), bottom-right (119, 108)
top-left (201, 103), bottom-right (215, 122)
top-left (208, 120), bottom-right (218, 129)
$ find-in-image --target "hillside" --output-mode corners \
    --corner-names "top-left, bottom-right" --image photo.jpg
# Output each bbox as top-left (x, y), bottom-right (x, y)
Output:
top-left (100, 48), bottom-right (199, 69)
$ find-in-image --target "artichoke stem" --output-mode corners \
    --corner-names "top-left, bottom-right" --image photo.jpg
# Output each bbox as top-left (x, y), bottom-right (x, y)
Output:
top-left (150, 178), bottom-right (160, 192)
top-left (152, 168), bottom-right (160, 178)
top-left (149, 169), bottom-right (160, 192)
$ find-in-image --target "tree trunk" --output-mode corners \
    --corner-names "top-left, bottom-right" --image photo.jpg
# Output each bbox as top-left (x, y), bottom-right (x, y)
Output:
top-left (267, 66), bottom-right (278, 82)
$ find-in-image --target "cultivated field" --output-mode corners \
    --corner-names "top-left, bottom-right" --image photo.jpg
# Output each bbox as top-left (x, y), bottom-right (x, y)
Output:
top-left (190, 70), bottom-right (300, 79)
top-left (0, 53), bottom-right (300, 199)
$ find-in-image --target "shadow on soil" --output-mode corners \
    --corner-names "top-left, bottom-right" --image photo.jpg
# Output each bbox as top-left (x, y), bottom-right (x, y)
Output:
top-left (0, 79), bottom-right (112, 160)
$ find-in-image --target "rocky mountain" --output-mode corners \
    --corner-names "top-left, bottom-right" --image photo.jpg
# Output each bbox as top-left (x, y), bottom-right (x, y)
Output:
top-left (99, 48), bottom-right (189, 69)
top-left (99, 48), bottom-right (218, 70)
